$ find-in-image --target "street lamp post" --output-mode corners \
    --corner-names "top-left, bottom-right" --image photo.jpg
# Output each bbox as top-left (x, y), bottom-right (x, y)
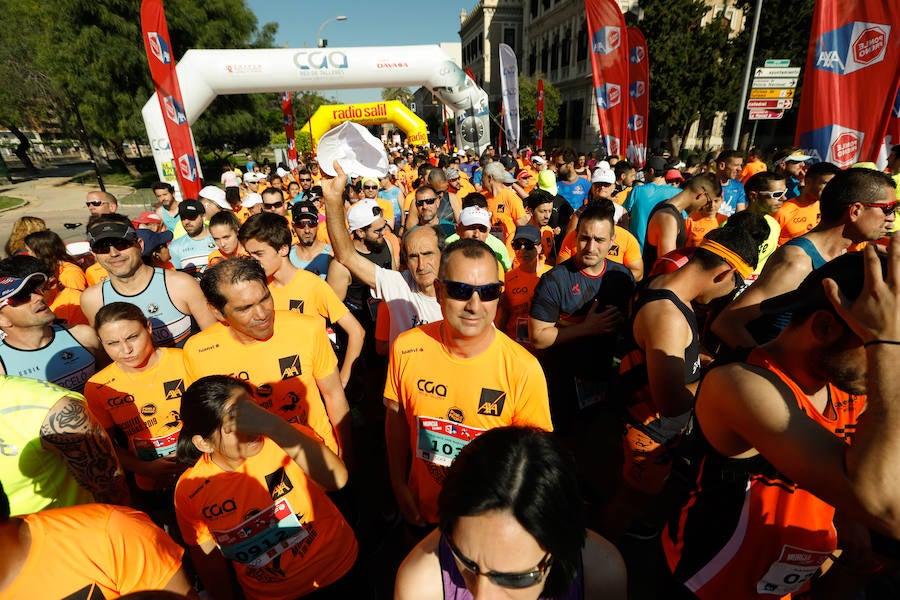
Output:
top-left (317, 16), bottom-right (348, 48)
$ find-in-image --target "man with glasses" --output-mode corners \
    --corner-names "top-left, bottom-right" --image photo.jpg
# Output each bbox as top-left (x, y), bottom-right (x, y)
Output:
top-left (714, 168), bottom-right (898, 349)
top-left (643, 174), bottom-right (723, 271)
top-left (85, 191), bottom-right (118, 217)
top-left (295, 168), bottom-right (314, 200)
top-left (0, 256), bottom-right (102, 392)
top-left (774, 147), bottom-right (812, 200)
top-left (80, 214), bottom-right (216, 347)
top-left (496, 225), bottom-right (551, 351)
top-left (261, 186), bottom-right (299, 246)
top-left (384, 238), bottom-right (552, 528)
top-left (288, 201), bottom-right (333, 279)
top-left (743, 172), bottom-right (788, 278)
top-left (404, 169), bottom-right (461, 233)
top-left (529, 203), bottom-right (635, 431)
top-left (774, 161), bottom-right (841, 246)
top-left (168, 199), bottom-right (216, 277)
top-left (408, 186), bottom-right (456, 236)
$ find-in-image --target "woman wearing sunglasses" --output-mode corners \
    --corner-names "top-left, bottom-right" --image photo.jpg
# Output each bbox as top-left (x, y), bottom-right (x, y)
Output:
top-left (396, 426), bottom-right (626, 599)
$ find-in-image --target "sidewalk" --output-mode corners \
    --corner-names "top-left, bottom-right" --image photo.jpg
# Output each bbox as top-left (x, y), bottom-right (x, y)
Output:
top-left (0, 163), bottom-right (149, 245)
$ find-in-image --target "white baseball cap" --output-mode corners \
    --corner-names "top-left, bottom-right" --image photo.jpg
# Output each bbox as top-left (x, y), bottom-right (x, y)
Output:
top-left (591, 168), bottom-right (615, 185)
top-left (241, 193), bottom-right (263, 208)
top-left (347, 199), bottom-right (382, 232)
top-left (199, 185), bottom-right (230, 210)
top-left (458, 206), bottom-right (491, 228)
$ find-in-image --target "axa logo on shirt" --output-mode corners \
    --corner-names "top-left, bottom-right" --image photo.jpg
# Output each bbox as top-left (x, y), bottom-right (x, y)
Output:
top-left (417, 379), bottom-right (448, 397)
top-left (592, 26), bottom-right (621, 54)
top-left (798, 124), bottom-right (864, 168)
top-left (595, 84), bottom-right (621, 110)
top-left (202, 499), bottom-right (236, 519)
top-left (477, 389), bottom-right (506, 417)
top-left (815, 21), bottom-right (891, 75)
top-left (164, 379), bottom-right (185, 400)
top-left (279, 355), bottom-right (302, 379)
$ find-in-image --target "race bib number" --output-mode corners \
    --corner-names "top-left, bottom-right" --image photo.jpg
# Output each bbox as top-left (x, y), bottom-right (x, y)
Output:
top-left (756, 545), bottom-right (830, 595)
top-left (416, 417), bottom-right (485, 467)
top-left (213, 499), bottom-right (308, 568)
top-left (133, 432), bottom-right (179, 461)
top-left (575, 378), bottom-right (607, 411)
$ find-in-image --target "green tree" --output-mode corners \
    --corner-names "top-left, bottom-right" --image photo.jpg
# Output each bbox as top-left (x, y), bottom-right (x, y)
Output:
top-left (517, 74), bottom-right (562, 147)
top-left (381, 87), bottom-right (413, 104)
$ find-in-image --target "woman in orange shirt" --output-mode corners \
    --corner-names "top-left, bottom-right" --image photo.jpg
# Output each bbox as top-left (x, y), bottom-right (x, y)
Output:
top-left (24, 229), bottom-right (89, 324)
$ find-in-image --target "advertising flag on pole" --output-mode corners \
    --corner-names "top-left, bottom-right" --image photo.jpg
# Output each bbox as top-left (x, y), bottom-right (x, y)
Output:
top-left (795, 0), bottom-right (900, 167)
top-left (879, 85), bottom-right (900, 170)
top-left (626, 26), bottom-right (649, 168)
top-left (536, 79), bottom-right (545, 150)
top-left (140, 0), bottom-right (202, 200)
top-left (280, 92), bottom-right (298, 175)
top-left (584, 0), bottom-right (629, 158)
top-left (499, 43), bottom-right (520, 152)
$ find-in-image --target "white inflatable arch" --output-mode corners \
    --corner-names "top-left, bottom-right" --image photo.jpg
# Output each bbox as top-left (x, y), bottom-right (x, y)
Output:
top-left (141, 45), bottom-right (490, 189)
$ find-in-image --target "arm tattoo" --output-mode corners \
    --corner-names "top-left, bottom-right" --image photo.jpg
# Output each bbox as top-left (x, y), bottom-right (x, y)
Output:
top-left (40, 397), bottom-right (130, 506)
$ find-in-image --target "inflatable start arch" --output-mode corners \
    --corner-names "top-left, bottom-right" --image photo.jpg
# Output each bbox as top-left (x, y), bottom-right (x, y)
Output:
top-left (303, 100), bottom-right (429, 147)
top-left (141, 45), bottom-right (490, 190)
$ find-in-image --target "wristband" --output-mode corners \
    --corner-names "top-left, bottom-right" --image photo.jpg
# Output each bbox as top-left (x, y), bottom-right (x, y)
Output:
top-left (862, 339), bottom-right (900, 348)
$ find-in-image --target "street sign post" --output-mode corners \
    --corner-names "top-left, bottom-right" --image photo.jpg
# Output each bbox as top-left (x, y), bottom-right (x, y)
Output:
top-left (751, 78), bottom-right (798, 89)
top-left (753, 67), bottom-right (801, 78)
top-left (764, 59), bottom-right (791, 67)
top-left (749, 109), bottom-right (784, 120)
top-left (747, 98), bottom-right (794, 110)
top-left (750, 88), bottom-right (795, 99)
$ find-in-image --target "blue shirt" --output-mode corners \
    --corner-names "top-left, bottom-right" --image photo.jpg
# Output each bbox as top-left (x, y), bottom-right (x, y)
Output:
top-left (786, 175), bottom-right (802, 200)
top-left (168, 232), bottom-right (216, 276)
top-left (557, 177), bottom-right (592, 211)
top-left (624, 183), bottom-right (679, 250)
top-left (719, 179), bottom-right (747, 217)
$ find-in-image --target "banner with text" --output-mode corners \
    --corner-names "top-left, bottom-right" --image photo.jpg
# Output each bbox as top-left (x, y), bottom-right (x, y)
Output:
top-left (140, 0), bottom-right (202, 199)
top-left (536, 79), bottom-right (545, 150)
top-left (280, 92), bottom-right (298, 174)
top-left (499, 43), bottom-right (520, 152)
top-left (585, 0), bottom-right (629, 158)
top-left (626, 26), bottom-right (649, 167)
top-left (795, 0), bottom-right (900, 167)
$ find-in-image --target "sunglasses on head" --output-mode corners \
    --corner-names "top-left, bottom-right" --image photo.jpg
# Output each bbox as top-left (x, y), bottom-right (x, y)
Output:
top-left (416, 197), bottom-right (437, 207)
top-left (758, 190), bottom-right (786, 199)
top-left (263, 200), bottom-right (285, 209)
top-left (861, 201), bottom-right (900, 215)
top-left (86, 201), bottom-right (105, 207)
top-left (445, 535), bottom-right (551, 589)
top-left (0, 280), bottom-right (46, 308)
top-left (440, 280), bottom-right (503, 302)
top-left (512, 240), bottom-right (536, 251)
top-left (91, 238), bottom-right (135, 254)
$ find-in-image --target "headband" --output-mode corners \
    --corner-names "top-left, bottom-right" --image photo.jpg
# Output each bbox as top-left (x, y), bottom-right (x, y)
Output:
top-left (698, 238), bottom-right (754, 279)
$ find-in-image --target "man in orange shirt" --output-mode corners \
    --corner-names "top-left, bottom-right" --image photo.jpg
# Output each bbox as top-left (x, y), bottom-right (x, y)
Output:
top-left (385, 238), bottom-right (552, 528)
top-left (774, 161), bottom-right (841, 246)
top-left (481, 162), bottom-right (529, 251)
top-left (496, 225), bottom-right (551, 350)
top-left (739, 146), bottom-right (767, 183)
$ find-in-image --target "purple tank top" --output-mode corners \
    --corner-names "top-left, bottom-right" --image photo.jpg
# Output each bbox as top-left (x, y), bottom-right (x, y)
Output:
top-left (438, 535), bottom-right (584, 600)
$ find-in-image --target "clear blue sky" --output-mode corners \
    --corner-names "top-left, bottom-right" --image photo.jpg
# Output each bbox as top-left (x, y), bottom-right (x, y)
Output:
top-left (246, 0), bottom-right (469, 104)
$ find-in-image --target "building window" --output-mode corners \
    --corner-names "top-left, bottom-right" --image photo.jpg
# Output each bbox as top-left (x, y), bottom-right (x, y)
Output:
top-left (569, 98), bottom-right (584, 139)
top-left (550, 36), bottom-right (559, 71)
top-left (576, 25), bottom-right (587, 62)
top-left (561, 29), bottom-right (571, 65)
top-left (528, 47), bottom-right (536, 75)
top-left (503, 27), bottom-right (516, 50)
top-left (530, 0), bottom-right (538, 18)
top-left (541, 46), bottom-right (548, 73)
top-left (542, 0), bottom-right (550, 10)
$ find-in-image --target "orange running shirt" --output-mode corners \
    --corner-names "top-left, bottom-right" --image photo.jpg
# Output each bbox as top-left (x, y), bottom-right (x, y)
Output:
top-left (2, 503), bottom-right (183, 600)
top-left (501, 264), bottom-right (551, 347)
top-left (269, 268), bottom-right (349, 323)
top-left (175, 435), bottom-right (357, 600)
top-left (182, 311), bottom-right (339, 453)
top-left (557, 225), bottom-right (639, 266)
top-left (85, 262), bottom-right (109, 286)
top-left (384, 322), bottom-right (552, 523)
top-left (84, 348), bottom-right (187, 491)
top-left (685, 212), bottom-right (727, 247)
top-left (774, 199), bottom-right (820, 246)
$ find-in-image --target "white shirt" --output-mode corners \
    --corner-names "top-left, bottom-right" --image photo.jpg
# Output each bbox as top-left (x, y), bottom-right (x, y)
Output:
top-left (374, 267), bottom-right (442, 345)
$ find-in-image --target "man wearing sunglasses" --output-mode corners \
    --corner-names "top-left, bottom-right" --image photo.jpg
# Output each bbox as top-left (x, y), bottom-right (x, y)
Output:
top-left (167, 199), bottom-right (216, 278)
top-left (743, 171), bottom-right (788, 277)
top-left (85, 191), bottom-right (118, 218)
top-left (774, 161), bottom-right (841, 246)
top-left (385, 238), bottom-right (552, 528)
top-left (80, 215), bottom-right (217, 348)
top-left (714, 168), bottom-right (897, 349)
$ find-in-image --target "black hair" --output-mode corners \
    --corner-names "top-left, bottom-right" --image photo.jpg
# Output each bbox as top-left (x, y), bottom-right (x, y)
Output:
top-left (693, 213), bottom-right (766, 270)
top-left (613, 160), bottom-right (635, 178)
top-left (820, 168), bottom-right (896, 222)
top-left (685, 173), bottom-right (723, 198)
top-left (721, 211), bottom-right (769, 250)
top-left (461, 193), bottom-right (488, 209)
top-left (209, 210), bottom-right (241, 232)
top-left (577, 202), bottom-right (616, 234)
top-left (438, 238), bottom-right (497, 279)
top-left (151, 181), bottom-right (174, 193)
top-left (200, 256), bottom-right (267, 312)
top-left (744, 171), bottom-right (786, 197)
top-left (438, 427), bottom-right (585, 597)
top-left (238, 212), bottom-right (291, 250)
top-left (261, 187), bottom-right (285, 202)
top-left (224, 186), bottom-right (241, 207)
top-left (176, 375), bottom-right (255, 465)
top-left (805, 161), bottom-right (842, 180)
top-left (0, 481), bottom-right (9, 521)
top-left (526, 189), bottom-right (555, 211)
top-left (716, 149), bottom-right (743, 164)
top-left (0, 254), bottom-right (50, 278)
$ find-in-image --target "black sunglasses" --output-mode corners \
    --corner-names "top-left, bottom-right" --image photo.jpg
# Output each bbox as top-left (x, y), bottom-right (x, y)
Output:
top-left (416, 197), bottom-right (437, 207)
top-left (92, 238), bottom-right (135, 254)
top-left (861, 201), bottom-right (899, 215)
top-left (263, 200), bottom-right (285, 209)
top-left (512, 240), bottom-right (536, 251)
top-left (445, 535), bottom-right (552, 589)
top-left (1, 281), bottom-right (46, 308)
top-left (363, 185), bottom-right (379, 190)
top-left (440, 280), bottom-right (502, 302)
top-left (86, 201), bottom-right (105, 207)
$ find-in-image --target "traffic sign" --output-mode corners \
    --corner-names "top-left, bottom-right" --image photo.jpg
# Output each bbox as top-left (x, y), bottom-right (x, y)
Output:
top-left (747, 98), bottom-right (794, 110)
top-left (750, 88), bottom-right (795, 99)
top-left (754, 67), bottom-right (801, 78)
top-left (764, 59), bottom-right (791, 67)
top-left (749, 109), bottom-right (784, 120)
top-left (751, 78), bottom-right (798, 89)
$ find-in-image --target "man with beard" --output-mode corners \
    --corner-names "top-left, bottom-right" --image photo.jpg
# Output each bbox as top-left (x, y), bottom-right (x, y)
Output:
top-left (167, 200), bottom-right (217, 277)
top-left (152, 181), bottom-right (184, 236)
top-left (407, 185), bottom-right (456, 237)
top-left (288, 200), bottom-right (333, 279)
top-left (555, 147), bottom-right (592, 212)
top-left (663, 242), bottom-right (900, 599)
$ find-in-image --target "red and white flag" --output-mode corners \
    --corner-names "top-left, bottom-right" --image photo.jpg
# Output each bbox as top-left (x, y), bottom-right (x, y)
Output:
top-left (626, 27), bottom-right (649, 167)
top-left (584, 0), bottom-right (629, 158)
top-left (536, 79), bottom-right (545, 150)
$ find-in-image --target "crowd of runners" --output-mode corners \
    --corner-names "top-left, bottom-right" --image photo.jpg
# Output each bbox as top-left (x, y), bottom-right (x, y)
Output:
top-left (1, 140), bottom-right (900, 600)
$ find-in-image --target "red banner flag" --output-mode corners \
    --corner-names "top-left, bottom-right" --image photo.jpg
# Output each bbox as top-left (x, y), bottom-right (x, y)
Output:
top-left (280, 92), bottom-right (298, 174)
top-left (795, 1), bottom-right (900, 167)
top-left (626, 27), bottom-right (649, 168)
top-left (881, 85), bottom-right (900, 169)
top-left (536, 79), bottom-right (545, 150)
top-left (584, 0), bottom-right (629, 158)
top-left (140, 0), bottom-right (202, 199)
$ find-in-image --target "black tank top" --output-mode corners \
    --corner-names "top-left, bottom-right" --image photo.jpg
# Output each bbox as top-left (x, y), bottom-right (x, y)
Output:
top-left (642, 202), bottom-right (686, 270)
top-left (345, 243), bottom-right (392, 325)
top-left (436, 190), bottom-right (455, 223)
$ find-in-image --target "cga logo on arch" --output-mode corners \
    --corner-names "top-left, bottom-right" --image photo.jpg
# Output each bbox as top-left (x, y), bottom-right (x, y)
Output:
top-left (293, 50), bottom-right (349, 71)
top-left (202, 499), bottom-right (236, 518)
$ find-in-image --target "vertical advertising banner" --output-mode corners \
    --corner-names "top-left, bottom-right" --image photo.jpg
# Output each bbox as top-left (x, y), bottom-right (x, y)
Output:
top-left (499, 43), bottom-right (521, 152)
top-left (880, 85), bottom-right (900, 169)
top-left (795, 0), bottom-right (900, 167)
top-left (626, 27), bottom-right (649, 168)
top-left (280, 92), bottom-right (298, 174)
top-left (140, 0), bottom-right (202, 199)
top-left (536, 79), bottom-right (545, 150)
top-left (584, 0), bottom-right (629, 158)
